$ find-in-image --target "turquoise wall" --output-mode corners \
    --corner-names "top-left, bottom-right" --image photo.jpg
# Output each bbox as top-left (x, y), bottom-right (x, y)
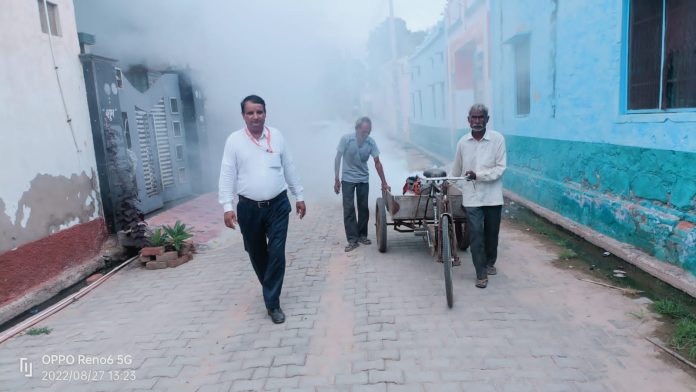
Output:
top-left (506, 135), bottom-right (696, 272)
top-left (487, 0), bottom-right (696, 273)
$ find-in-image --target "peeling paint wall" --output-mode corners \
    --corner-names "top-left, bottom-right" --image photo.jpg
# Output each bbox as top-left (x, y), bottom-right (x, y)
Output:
top-left (0, 172), bottom-right (100, 252)
top-left (504, 136), bottom-right (696, 272)
top-left (489, 1), bottom-right (696, 273)
top-left (0, 0), bottom-right (102, 255)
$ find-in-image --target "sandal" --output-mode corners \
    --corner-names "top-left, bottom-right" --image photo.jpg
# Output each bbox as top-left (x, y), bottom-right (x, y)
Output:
top-left (344, 242), bottom-right (359, 252)
top-left (358, 238), bottom-right (372, 245)
top-left (475, 278), bottom-right (488, 288)
top-left (486, 265), bottom-right (497, 275)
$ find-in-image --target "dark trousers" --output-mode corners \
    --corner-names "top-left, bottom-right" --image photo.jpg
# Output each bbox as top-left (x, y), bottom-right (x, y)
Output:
top-left (342, 181), bottom-right (369, 243)
top-left (465, 205), bottom-right (502, 280)
top-left (237, 192), bottom-right (291, 310)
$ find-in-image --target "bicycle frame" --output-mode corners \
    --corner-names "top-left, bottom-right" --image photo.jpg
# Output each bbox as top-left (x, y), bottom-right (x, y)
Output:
top-left (421, 176), bottom-right (469, 262)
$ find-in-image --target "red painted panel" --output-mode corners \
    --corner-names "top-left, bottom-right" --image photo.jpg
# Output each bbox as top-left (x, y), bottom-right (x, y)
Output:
top-left (0, 219), bottom-right (108, 306)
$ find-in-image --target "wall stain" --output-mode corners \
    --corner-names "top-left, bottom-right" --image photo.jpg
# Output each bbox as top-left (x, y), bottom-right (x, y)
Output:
top-left (0, 170), bottom-right (101, 254)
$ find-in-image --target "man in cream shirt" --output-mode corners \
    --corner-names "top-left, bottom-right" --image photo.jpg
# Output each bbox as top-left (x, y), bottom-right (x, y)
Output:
top-left (451, 104), bottom-right (506, 289)
top-left (219, 95), bottom-right (306, 324)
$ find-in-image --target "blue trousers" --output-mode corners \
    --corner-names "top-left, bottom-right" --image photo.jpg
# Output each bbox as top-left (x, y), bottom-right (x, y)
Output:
top-left (237, 192), bottom-right (291, 310)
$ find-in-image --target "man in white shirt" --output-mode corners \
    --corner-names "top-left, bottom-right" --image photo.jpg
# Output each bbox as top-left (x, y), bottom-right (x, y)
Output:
top-left (218, 95), bottom-right (306, 324)
top-left (451, 104), bottom-right (507, 289)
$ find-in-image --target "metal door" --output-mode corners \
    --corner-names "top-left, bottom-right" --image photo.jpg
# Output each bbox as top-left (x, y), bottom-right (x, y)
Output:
top-left (133, 106), bottom-right (164, 213)
top-left (151, 98), bottom-right (175, 189)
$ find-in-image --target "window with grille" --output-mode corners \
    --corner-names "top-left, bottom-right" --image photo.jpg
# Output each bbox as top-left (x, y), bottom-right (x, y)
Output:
top-left (37, 0), bottom-right (61, 36)
top-left (627, 0), bottom-right (696, 110)
top-left (176, 145), bottom-right (184, 161)
top-left (173, 121), bottom-right (182, 137)
top-left (169, 97), bottom-right (179, 114)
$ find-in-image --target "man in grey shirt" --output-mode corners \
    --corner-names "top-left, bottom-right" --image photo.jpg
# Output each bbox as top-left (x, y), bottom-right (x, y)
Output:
top-left (334, 117), bottom-right (390, 252)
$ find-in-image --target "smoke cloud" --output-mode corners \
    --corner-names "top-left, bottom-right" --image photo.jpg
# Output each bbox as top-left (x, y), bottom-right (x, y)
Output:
top-left (73, 0), bottom-right (445, 201)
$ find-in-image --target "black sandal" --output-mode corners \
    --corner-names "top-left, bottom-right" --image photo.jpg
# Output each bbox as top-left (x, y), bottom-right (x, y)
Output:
top-left (344, 242), bottom-right (359, 252)
top-left (475, 278), bottom-right (488, 288)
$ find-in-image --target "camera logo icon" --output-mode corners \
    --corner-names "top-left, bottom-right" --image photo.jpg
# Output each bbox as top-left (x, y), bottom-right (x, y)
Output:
top-left (19, 358), bottom-right (33, 378)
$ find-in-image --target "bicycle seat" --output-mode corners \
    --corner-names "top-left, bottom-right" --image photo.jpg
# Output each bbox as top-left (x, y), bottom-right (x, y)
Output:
top-left (423, 168), bottom-right (447, 178)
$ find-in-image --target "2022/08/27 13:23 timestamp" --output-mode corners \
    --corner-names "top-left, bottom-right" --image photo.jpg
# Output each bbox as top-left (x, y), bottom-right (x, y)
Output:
top-left (41, 369), bottom-right (136, 382)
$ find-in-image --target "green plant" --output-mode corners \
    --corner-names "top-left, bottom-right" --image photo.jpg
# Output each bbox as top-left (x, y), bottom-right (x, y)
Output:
top-left (147, 227), bottom-right (169, 247)
top-left (653, 299), bottom-right (691, 319)
top-left (672, 318), bottom-right (696, 360)
top-left (653, 299), bottom-right (696, 360)
top-left (26, 327), bottom-right (52, 336)
top-left (162, 220), bottom-right (194, 253)
top-left (558, 249), bottom-right (578, 260)
top-left (555, 239), bottom-right (569, 247)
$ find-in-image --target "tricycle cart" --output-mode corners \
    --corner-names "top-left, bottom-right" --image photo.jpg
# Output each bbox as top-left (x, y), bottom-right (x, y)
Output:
top-left (375, 169), bottom-right (469, 308)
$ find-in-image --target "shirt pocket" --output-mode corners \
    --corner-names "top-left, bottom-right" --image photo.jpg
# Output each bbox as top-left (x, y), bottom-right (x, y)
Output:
top-left (266, 153), bottom-right (282, 169)
top-left (479, 144), bottom-right (498, 169)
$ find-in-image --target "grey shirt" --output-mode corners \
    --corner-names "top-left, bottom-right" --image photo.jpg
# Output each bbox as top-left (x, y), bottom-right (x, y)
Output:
top-left (337, 134), bottom-right (380, 183)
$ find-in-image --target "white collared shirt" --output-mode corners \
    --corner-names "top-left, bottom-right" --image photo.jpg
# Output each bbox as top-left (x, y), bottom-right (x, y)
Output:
top-left (451, 129), bottom-right (507, 207)
top-left (218, 126), bottom-right (304, 212)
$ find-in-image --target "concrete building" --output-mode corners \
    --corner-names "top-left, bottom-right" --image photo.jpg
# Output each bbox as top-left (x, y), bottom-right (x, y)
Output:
top-left (445, 0), bottom-right (492, 128)
top-left (489, 0), bottom-right (696, 274)
top-left (0, 0), bottom-right (106, 322)
top-left (408, 22), bottom-right (453, 157)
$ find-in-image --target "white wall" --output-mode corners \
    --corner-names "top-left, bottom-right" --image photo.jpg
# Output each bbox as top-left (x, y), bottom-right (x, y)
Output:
top-left (0, 0), bottom-right (100, 242)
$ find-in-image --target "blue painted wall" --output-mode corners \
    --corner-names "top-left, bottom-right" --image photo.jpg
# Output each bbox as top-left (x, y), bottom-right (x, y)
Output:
top-left (489, 0), bottom-right (696, 272)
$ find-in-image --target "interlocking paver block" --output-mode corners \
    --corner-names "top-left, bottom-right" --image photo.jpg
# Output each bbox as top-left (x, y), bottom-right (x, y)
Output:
top-left (273, 354), bottom-right (306, 367)
top-left (336, 372), bottom-right (369, 385)
top-left (0, 168), bottom-right (694, 392)
top-left (369, 369), bottom-right (404, 384)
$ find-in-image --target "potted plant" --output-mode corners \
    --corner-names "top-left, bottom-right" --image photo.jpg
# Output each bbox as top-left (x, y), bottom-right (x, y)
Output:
top-left (140, 221), bottom-right (195, 269)
top-left (139, 227), bottom-right (168, 263)
top-left (162, 220), bottom-right (194, 256)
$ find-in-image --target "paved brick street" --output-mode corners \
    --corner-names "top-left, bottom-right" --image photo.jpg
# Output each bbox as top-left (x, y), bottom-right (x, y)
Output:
top-left (1, 190), bottom-right (695, 391)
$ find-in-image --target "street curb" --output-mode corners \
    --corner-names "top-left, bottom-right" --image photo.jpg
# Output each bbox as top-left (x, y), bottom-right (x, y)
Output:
top-left (0, 256), bottom-right (104, 327)
top-left (504, 189), bottom-right (696, 298)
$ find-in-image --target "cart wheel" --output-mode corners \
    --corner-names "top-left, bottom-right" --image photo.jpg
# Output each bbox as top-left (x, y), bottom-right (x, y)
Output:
top-left (441, 215), bottom-right (453, 308)
top-left (456, 221), bottom-right (469, 251)
top-left (376, 198), bottom-right (387, 253)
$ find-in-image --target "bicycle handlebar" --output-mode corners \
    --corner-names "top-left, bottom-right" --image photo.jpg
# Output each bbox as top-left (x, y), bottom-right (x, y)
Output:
top-left (421, 176), bottom-right (471, 182)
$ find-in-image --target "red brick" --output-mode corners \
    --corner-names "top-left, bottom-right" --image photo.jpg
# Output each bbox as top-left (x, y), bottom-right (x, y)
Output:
top-left (166, 253), bottom-right (191, 268)
top-left (156, 251), bottom-right (178, 262)
top-left (676, 220), bottom-right (695, 232)
top-left (140, 254), bottom-right (153, 264)
top-left (140, 246), bottom-right (165, 257)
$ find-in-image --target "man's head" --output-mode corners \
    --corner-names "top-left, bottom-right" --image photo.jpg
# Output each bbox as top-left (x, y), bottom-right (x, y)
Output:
top-left (241, 95), bottom-right (266, 133)
top-left (354, 116), bottom-right (372, 142)
top-left (467, 103), bottom-right (489, 133)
